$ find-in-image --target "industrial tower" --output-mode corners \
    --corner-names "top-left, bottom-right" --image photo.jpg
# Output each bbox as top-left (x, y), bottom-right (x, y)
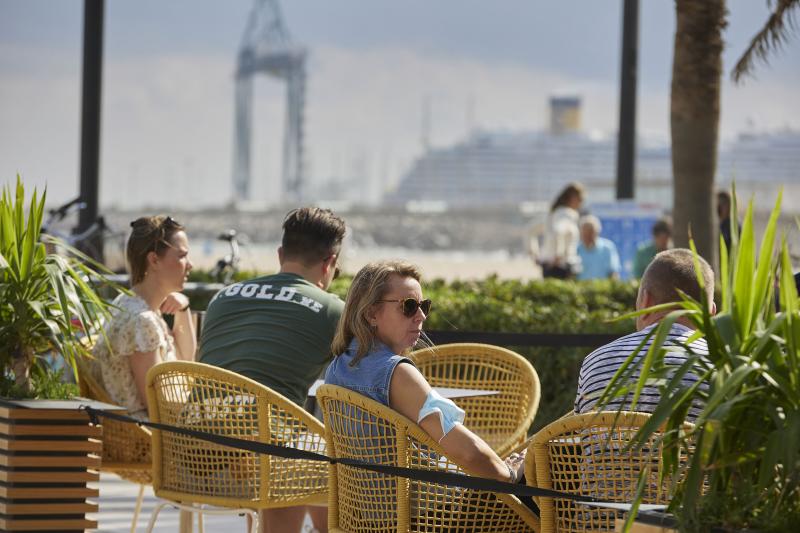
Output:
top-left (233, 0), bottom-right (306, 204)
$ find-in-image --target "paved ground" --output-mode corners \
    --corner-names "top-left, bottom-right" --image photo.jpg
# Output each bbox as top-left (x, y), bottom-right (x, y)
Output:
top-left (90, 473), bottom-right (315, 532)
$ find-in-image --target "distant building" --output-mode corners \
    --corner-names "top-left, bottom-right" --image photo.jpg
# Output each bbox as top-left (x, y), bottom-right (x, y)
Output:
top-left (549, 96), bottom-right (582, 135)
top-left (385, 111), bottom-right (799, 212)
top-left (384, 129), bottom-right (672, 208)
top-left (718, 130), bottom-right (800, 212)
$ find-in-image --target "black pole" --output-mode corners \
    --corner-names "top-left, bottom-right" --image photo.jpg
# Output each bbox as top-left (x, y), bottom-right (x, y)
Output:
top-left (77, 0), bottom-right (105, 261)
top-left (615, 0), bottom-right (639, 200)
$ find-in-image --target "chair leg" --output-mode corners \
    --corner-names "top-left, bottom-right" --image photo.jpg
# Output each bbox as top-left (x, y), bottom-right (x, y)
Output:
top-left (145, 501), bottom-right (170, 533)
top-left (147, 501), bottom-right (256, 533)
top-left (179, 509), bottom-right (193, 533)
top-left (248, 510), bottom-right (258, 533)
top-left (130, 484), bottom-right (145, 533)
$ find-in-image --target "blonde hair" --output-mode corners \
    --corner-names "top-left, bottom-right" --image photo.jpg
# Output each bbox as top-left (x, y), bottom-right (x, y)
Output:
top-left (331, 260), bottom-right (423, 366)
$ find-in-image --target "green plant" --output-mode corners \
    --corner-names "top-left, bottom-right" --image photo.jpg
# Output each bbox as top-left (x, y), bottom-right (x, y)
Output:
top-left (0, 177), bottom-right (114, 397)
top-left (186, 269), bottom-right (638, 431)
top-left (600, 189), bottom-right (800, 532)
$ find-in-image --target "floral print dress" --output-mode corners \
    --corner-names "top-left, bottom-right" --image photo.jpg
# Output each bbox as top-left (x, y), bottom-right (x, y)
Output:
top-left (91, 293), bottom-right (176, 419)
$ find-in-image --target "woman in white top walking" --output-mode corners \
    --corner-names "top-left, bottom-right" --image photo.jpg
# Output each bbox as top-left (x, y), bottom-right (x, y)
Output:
top-left (531, 182), bottom-right (584, 279)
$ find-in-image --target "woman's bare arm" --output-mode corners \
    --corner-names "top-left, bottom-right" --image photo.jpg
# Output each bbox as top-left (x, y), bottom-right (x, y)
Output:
top-left (388, 363), bottom-right (511, 482)
top-left (129, 350), bottom-right (160, 408)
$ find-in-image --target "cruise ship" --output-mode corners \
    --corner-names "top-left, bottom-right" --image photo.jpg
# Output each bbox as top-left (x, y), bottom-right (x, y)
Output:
top-left (385, 97), bottom-right (799, 213)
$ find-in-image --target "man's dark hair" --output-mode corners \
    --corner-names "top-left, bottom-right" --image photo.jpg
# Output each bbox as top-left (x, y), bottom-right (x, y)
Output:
top-left (652, 218), bottom-right (672, 237)
top-left (641, 249), bottom-right (714, 306)
top-left (281, 207), bottom-right (346, 265)
top-left (717, 190), bottom-right (731, 209)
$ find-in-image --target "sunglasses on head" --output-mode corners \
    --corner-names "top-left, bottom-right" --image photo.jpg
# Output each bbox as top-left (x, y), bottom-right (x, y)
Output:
top-left (377, 298), bottom-right (432, 317)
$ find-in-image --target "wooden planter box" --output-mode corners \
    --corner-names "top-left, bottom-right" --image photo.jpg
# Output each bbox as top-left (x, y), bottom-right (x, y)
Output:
top-left (0, 398), bottom-right (119, 533)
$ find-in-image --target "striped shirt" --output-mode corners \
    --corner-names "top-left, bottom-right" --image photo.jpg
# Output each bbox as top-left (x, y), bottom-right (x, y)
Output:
top-left (575, 322), bottom-right (708, 420)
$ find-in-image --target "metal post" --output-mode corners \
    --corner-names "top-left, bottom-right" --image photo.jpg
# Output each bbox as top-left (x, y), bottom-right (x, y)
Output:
top-left (615, 0), bottom-right (639, 200)
top-left (77, 0), bottom-right (105, 261)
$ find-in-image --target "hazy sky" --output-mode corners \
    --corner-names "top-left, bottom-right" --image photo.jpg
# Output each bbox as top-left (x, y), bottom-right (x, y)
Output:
top-left (1, 0), bottom-right (799, 208)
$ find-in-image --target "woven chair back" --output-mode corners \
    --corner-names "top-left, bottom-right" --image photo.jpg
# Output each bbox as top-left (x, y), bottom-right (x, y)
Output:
top-left (317, 384), bottom-right (539, 533)
top-left (76, 356), bottom-right (153, 486)
top-left (146, 361), bottom-right (327, 509)
top-left (527, 411), bottom-right (692, 533)
top-left (409, 343), bottom-right (540, 457)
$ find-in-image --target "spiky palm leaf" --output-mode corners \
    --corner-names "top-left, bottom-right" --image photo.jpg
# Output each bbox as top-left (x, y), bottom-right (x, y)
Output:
top-left (598, 188), bottom-right (800, 532)
top-left (733, 0), bottom-right (800, 82)
top-left (0, 176), bottom-right (116, 396)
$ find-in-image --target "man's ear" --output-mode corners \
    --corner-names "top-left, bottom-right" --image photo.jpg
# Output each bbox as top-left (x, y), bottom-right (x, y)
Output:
top-left (277, 246), bottom-right (284, 264)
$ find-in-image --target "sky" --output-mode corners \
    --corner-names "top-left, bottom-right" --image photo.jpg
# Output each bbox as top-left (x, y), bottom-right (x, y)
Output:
top-left (1, 0), bottom-right (799, 209)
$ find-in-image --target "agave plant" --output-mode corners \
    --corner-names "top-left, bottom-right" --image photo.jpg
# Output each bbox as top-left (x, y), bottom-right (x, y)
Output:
top-left (0, 177), bottom-right (114, 396)
top-left (598, 189), bottom-right (800, 532)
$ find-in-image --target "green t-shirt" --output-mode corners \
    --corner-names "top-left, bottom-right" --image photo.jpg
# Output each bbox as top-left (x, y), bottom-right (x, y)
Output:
top-left (633, 242), bottom-right (657, 278)
top-left (198, 273), bottom-right (344, 406)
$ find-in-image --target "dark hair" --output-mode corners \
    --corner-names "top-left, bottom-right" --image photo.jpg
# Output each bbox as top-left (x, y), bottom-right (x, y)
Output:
top-left (652, 218), bottom-right (672, 237)
top-left (717, 190), bottom-right (731, 208)
top-left (281, 207), bottom-right (346, 265)
top-left (551, 182), bottom-right (584, 212)
top-left (641, 248), bottom-right (714, 306)
top-left (127, 216), bottom-right (185, 285)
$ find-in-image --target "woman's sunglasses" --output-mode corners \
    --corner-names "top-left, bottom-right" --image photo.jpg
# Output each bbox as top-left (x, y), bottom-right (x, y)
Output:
top-left (377, 298), bottom-right (432, 317)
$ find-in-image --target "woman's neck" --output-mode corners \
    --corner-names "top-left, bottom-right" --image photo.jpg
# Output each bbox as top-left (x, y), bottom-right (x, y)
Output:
top-left (131, 278), bottom-right (168, 312)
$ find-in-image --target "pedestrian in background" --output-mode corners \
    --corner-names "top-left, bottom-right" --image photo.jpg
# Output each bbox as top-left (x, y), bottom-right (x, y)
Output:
top-left (633, 218), bottom-right (672, 278)
top-left (534, 182), bottom-right (584, 279)
top-left (576, 215), bottom-right (620, 280)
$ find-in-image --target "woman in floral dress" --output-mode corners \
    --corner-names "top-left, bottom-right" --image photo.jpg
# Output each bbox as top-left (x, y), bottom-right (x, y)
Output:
top-left (92, 216), bottom-right (196, 419)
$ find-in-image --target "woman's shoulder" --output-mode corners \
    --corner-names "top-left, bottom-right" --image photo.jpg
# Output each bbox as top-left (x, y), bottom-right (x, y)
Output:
top-left (95, 294), bottom-right (166, 358)
top-left (112, 294), bottom-right (160, 325)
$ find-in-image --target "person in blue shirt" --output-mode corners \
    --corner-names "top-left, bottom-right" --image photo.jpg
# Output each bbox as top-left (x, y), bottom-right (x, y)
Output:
top-left (325, 260), bottom-right (534, 511)
top-left (577, 215), bottom-right (621, 280)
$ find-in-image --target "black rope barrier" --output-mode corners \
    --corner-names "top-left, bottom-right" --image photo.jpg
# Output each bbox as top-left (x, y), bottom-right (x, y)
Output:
top-left (426, 330), bottom-right (622, 348)
top-left (83, 406), bottom-right (598, 503)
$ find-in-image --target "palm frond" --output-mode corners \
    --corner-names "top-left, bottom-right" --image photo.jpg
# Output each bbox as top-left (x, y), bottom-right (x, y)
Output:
top-left (732, 0), bottom-right (800, 82)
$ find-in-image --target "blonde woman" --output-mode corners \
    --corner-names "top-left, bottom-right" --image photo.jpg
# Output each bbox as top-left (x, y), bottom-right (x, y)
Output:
top-left (325, 260), bottom-right (526, 486)
top-left (92, 216), bottom-right (196, 419)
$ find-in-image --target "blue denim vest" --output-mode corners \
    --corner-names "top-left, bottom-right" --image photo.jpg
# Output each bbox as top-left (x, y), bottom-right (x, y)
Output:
top-left (324, 338), bottom-right (412, 406)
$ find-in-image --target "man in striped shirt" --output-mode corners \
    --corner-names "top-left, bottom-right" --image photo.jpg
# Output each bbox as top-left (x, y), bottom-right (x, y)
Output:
top-left (575, 249), bottom-right (715, 419)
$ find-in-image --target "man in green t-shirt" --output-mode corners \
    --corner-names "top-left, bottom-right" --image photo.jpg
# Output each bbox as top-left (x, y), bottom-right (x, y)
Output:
top-left (633, 218), bottom-right (672, 278)
top-left (198, 206), bottom-right (346, 533)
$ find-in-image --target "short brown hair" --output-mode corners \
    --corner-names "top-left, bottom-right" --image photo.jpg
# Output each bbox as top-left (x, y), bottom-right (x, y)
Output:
top-left (717, 190), bottom-right (731, 209)
top-left (641, 248), bottom-right (714, 306)
top-left (127, 216), bottom-right (185, 285)
top-left (331, 260), bottom-right (424, 365)
top-left (652, 218), bottom-right (672, 237)
top-left (281, 207), bottom-right (346, 266)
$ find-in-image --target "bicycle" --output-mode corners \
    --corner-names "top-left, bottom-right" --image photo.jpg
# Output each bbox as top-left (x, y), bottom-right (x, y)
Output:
top-left (40, 197), bottom-right (126, 272)
top-left (209, 229), bottom-right (243, 284)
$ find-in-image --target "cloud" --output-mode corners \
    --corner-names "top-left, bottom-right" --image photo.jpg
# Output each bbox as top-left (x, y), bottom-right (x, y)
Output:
top-left (1, 42), bottom-right (798, 209)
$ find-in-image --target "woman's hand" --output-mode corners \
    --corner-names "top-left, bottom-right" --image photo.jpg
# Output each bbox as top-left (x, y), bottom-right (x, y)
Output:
top-left (504, 450), bottom-right (526, 483)
top-left (160, 292), bottom-right (190, 315)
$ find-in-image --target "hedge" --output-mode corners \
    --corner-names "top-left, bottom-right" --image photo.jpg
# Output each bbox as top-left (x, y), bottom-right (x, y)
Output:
top-left (187, 271), bottom-right (638, 433)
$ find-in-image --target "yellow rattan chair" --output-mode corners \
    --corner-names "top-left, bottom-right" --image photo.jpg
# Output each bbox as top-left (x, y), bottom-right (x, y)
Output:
top-left (409, 343), bottom-right (540, 457)
top-left (525, 411), bottom-right (693, 533)
top-left (145, 361), bottom-right (328, 532)
top-left (317, 384), bottom-right (540, 533)
top-left (77, 356), bottom-right (153, 533)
